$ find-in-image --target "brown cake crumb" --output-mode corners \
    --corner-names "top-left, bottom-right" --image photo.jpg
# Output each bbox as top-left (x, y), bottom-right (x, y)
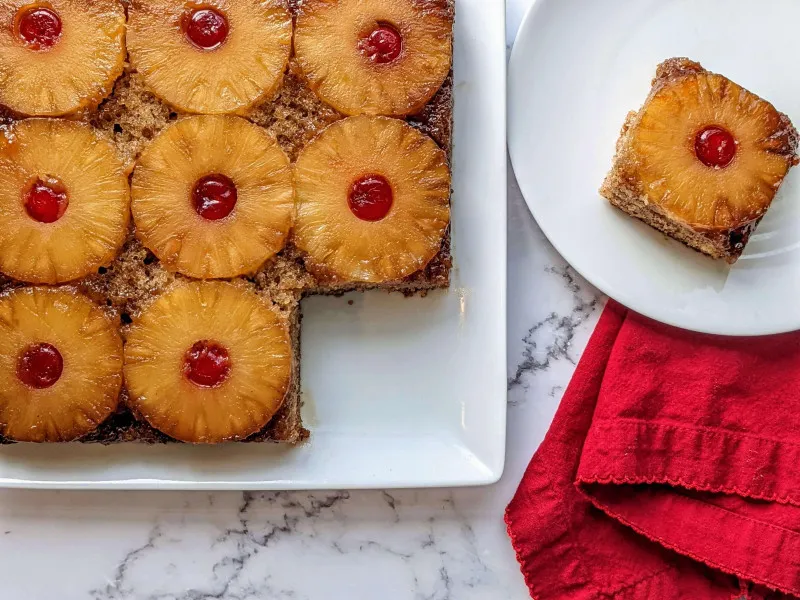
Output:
top-left (82, 236), bottom-right (175, 317)
top-left (248, 65), bottom-right (343, 162)
top-left (408, 72), bottom-right (453, 151)
top-left (91, 71), bottom-right (174, 169)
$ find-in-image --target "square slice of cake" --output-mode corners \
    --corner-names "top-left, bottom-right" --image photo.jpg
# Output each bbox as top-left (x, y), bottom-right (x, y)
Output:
top-left (600, 58), bottom-right (799, 263)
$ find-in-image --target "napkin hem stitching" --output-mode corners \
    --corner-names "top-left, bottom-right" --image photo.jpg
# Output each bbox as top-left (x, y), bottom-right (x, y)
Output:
top-left (579, 418), bottom-right (800, 506)
top-left (580, 492), bottom-right (800, 598)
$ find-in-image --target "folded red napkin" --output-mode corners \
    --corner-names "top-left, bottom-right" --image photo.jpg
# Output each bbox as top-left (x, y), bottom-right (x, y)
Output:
top-left (506, 301), bottom-right (800, 600)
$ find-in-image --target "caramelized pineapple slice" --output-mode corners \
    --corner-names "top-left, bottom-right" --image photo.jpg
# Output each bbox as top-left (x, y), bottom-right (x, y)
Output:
top-left (124, 281), bottom-right (292, 444)
top-left (127, 0), bottom-right (291, 114)
top-left (0, 0), bottom-right (125, 116)
top-left (131, 115), bottom-right (293, 279)
top-left (0, 287), bottom-right (123, 442)
top-left (294, 116), bottom-right (450, 283)
top-left (294, 0), bottom-right (453, 116)
top-left (0, 119), bottom-right (130, 284)
top-left (625, 66), bottom-right (799, 230)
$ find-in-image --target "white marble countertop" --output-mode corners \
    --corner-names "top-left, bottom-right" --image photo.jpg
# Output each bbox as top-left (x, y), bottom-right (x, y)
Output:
top-left (0, 2), bottom-right (606, 598)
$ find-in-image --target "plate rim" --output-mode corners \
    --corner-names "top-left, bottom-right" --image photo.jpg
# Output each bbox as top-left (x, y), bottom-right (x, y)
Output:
top-left (0, 0), bottom-right (509, 490)
top-left (508, 0), bottom-right (800, 337)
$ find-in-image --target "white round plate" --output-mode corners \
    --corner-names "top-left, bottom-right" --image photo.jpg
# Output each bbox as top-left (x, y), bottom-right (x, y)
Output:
top-left (509, 0), bottom-right (800, 336)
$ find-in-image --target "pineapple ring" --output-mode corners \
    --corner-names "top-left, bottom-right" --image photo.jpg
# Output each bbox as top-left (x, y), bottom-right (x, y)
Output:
top-left (0, 0), bottom-right (125, 116)
top-left (0, 119), bottom-right (130, 284)
top-left (294, 116), bottom-right (451, 283)
top-left (0, 287), bottom-right (123, 442)
top-left (629, 72), bottom-right (799, 230)
top-left (127, 0), bottom-right (292, 115)
top-left (294, 0), bottom-right (453, 116)
top-left (124, 281), bottom-right (293, 444)
top-left (131, 115), bottom-right (294, 279)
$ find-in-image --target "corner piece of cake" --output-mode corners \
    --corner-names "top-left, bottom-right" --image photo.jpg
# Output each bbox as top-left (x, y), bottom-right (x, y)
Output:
top-left (600, 58), bottom-right (799, 263)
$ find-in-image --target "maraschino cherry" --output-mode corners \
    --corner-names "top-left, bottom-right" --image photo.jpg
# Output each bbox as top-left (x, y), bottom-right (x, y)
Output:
top-left (183, 340), bottom-right (231, 388)
top-left (17, 343), bottom-right (64, 389)
top-left (183, 7), bottom-right (229, 50)
top-left (16, 6), bottom-right (62, 50)
top-left (695, 126), bottom-right (737, 168)
top-left (25, 178), bottom-right (69, 223)
top-left (359, 24), bottom-right (402, 64)
top-left (348, 175), bottom-right (393, 221)
top-left (192, 174), bottom-right (237, 220)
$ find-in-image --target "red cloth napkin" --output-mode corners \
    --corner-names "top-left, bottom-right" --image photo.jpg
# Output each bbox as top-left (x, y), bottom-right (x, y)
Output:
top-left (506, 301), bottom-right (800, 600)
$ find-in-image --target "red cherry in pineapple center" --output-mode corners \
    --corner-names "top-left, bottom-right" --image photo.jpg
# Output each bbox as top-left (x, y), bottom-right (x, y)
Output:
top-left (17, 343), bottom-right (63, 389)
top-left (24, 177), bottom-right (69, 223)
top-left (183, 7), bottom-right (229, 50)
top-left (184, 340), bottom-right (231, 388)
top-left (349, 175), bottom-right (393, 222)
top-left (192, 174), bottom-right (237, 220)
top-left (359, 23), bottom-right (402, 64)
top-left (695, 126), bottom-right (737, 168)
top-left (16, 6), bottom-right (62, 50)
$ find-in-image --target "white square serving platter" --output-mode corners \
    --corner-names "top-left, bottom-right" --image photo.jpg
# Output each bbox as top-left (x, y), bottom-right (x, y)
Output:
top-left (0, 0), bottom-right (507, 490)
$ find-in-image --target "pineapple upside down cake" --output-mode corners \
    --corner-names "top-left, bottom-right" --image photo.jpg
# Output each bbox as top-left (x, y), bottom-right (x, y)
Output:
top-left (601, 58), bottom-right (799, 263)
top-left (0, 0), bottom-right (455, 444)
